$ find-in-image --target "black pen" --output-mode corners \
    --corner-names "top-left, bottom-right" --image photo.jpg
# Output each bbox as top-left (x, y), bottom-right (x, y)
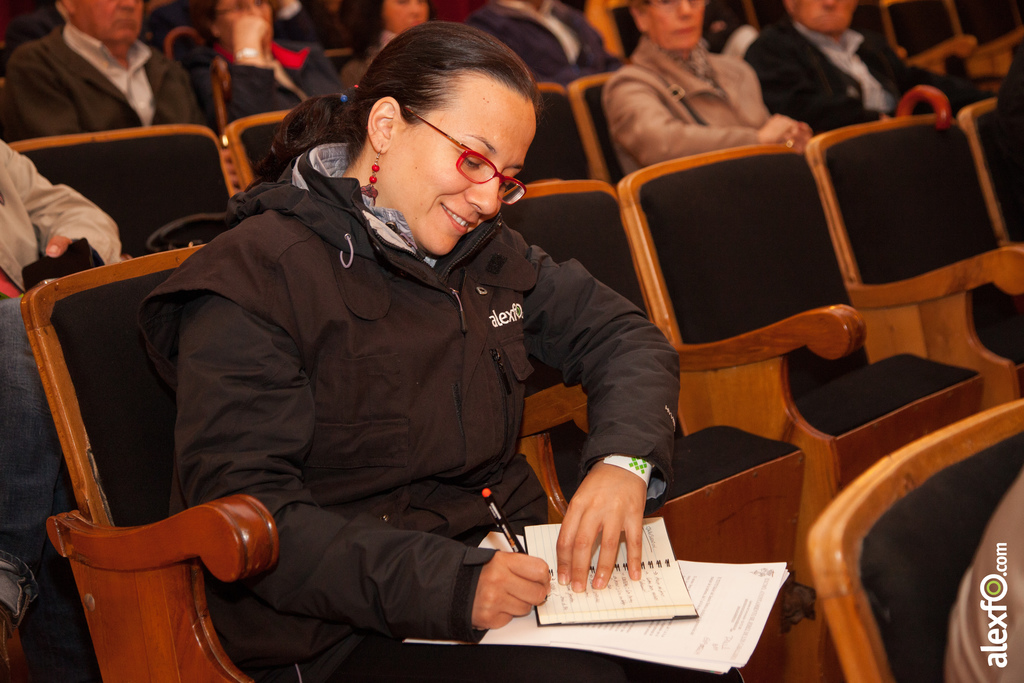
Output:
top-left (482, 488), bottom-right (526, 553)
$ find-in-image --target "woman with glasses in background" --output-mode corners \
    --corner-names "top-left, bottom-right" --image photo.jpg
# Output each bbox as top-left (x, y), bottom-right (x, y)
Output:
top-left (185, 0), bottom-right (342, 127)
top-left (603, 0), bottom-right (811, 174)
top-left (140, 22), bottom-right (732, 683)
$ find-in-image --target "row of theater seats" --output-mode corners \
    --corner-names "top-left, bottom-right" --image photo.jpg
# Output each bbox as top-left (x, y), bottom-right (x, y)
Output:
top-left (593, 0), bottom-right (1022, 82)
top-left (12, 99), bottom-right (1023, 682)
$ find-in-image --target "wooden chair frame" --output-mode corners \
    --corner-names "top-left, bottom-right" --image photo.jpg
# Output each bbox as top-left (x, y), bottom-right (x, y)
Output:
top-left (567, 72), bottom-right (616, 183)
top-left (515, 181), bottom-right (804, 680)
top-left (617, 145), bottom-right (986, 682)
top-left (879, 0), bottom-right (978, 74)
top-left (806, 114), bottom-right (1024, 408)
top-left (957, 97), bottom-right (1013, 244)
top-left (8, 125), bottom-right (235, 199)
top-left (224, 110), bottom-right (290, 190)
top-left (21, 249), bottom-right (279, 682)
top-left (808, 397), bottom-right (1024, 683)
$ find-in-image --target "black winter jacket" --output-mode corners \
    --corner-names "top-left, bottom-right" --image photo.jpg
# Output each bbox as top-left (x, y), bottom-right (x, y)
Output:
top-left (139, 146), bottom-right (680, 677)
top-left (744, 19), bottom-right (987, 133)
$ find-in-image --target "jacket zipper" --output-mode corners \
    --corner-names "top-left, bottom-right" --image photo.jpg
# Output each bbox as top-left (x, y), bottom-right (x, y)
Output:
top-left (491, 348), bottom-right (513, 449)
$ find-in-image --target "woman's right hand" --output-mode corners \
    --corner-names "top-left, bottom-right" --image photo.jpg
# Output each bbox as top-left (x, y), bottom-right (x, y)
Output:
top-left (757, 114), bottom-right (812, 153)
top-left (471, 551), bottom-right (550, 630)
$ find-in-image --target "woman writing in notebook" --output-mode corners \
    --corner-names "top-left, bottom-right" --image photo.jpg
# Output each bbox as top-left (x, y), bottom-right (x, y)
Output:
top-left (141, 22), bottom-right (729, 682)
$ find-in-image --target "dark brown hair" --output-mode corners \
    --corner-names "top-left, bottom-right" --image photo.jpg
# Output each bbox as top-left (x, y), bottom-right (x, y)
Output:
top-left (252, 22), bottom-right (540, 184)
top-left (189, 0), bottom-right (219, 44)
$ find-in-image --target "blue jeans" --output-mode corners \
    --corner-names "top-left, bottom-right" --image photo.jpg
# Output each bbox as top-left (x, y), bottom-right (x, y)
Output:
top-left (0, 297), bottom-right (100, 681)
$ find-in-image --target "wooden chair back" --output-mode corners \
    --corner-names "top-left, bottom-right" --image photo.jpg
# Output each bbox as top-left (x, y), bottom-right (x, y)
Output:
top-left (952, 0), bottom-right (1023, 79)
top-left (517, 84), bottom-right (592, 184)
top-left (878, 0), bottom-right (977, 73)
top-left (21, 248), bottom-right (278, 682)
top-left (809, 398), bottom-right (1024, 682)
top-left (211, 56), bottom-right (232, 145)
top-left (617, 145), bottom-right (865, 393)
top-left (10, 126), bottom-right (233, 258)
top-left (958, 97), bottom-right (1021, 242)
top-left (224, 110), bottom-right (289, 189)
top-left (508, 179), bottom-right (805, 683)
top-left (806, 114), bottom-right (1001, 286)
top-left (609, 0), bottom-right (642, 57)
top-left (567, 72), bottom-right (624, 184)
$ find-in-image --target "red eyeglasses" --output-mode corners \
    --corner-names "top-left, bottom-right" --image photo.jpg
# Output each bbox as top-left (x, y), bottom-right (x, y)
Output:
top-left (402, 106), bottom-right (527, 205)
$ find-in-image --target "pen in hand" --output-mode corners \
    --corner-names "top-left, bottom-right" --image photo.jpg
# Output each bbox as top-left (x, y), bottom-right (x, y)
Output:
top-left (482, 488), bottom-right (526, 553)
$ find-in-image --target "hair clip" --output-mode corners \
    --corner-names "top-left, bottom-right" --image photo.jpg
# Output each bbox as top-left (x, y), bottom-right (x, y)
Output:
top-left (339, 94), bottom-right (348, 102)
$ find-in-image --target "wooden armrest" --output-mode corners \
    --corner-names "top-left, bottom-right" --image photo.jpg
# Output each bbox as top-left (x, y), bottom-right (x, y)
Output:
top-left (905, 35), bottom-right (978, 73)
top-left (847, 246), bottom-right (1024, 309)
top-left (47, 494), bottom-right (278, 582)
top-left (676, 305), bottom-right (866, 371)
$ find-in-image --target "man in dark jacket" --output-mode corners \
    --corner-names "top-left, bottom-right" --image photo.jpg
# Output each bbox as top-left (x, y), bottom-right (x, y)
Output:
top-left (0, 0), bottom-right (204, 141)
top-left (744, 0), bottom-right (986, 133)
top-left (466, 0), bottom-right (620, 86)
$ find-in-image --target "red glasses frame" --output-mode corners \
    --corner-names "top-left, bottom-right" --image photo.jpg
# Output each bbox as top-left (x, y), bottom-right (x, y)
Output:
top-left (402, 106), bottom-right (527, 205)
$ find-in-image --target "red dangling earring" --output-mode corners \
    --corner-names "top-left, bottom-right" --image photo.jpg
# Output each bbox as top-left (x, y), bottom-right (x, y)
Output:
top-left (361, 150), bottom-right (381, 200)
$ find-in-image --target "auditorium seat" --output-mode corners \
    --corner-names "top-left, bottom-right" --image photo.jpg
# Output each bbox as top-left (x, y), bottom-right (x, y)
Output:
top-left (10, 126), bottom-right (233, 257)
top-left (806, 112), bottom-right (1024, 408)
top-left (508, 179), bottom-right (804, 683)
top-left (224, 109), bottom-right (289, 189)
top-left (21, 248), bottom-right (277, 682)
top-left (809, 398), bottom-right (1024, 682)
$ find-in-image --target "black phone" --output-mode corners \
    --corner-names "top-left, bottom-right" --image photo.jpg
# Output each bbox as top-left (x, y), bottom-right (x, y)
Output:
top-left (21, 238), bottom-right (96, 290)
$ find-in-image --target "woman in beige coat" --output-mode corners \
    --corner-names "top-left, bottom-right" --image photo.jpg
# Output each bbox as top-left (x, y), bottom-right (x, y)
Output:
top-left (603, 0), bottom-right (811, 174)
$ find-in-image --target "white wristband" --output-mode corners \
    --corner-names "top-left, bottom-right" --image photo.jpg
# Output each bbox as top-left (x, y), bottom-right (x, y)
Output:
top-left (603, 455), bottom-right (652, 485)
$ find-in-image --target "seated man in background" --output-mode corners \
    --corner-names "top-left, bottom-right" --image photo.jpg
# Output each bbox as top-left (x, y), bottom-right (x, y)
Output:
top-left (0, 139), bottom-right (121, 683)
top-left (0, 0), bottom-right (204, 142)
top-left (743, 0), bottom-right (986, 133)
top-left (465, 0), bottom-right (620, 86)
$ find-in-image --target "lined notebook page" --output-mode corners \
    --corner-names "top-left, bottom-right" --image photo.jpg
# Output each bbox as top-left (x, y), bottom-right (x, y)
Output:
top-left (525, 517), bottom-right (697, 625)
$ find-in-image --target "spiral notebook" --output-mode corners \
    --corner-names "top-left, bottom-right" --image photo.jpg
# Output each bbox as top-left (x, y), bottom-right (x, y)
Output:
top-left (525, 517), bottom-right (698, 626)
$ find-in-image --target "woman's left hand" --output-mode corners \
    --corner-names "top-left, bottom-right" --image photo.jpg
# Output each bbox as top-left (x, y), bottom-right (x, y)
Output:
top-left (554, 460), bottom-right (647, 593)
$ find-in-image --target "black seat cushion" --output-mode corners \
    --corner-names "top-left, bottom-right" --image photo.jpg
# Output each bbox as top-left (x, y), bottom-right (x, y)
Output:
top-left (794, 353), bottom-right (977, 436)
top-left (549, 422), bottom-right (797, 501)
top-left (860, 431), bottom-right (1024, 683)
top-left (50, 269), bottom-right (178, 527)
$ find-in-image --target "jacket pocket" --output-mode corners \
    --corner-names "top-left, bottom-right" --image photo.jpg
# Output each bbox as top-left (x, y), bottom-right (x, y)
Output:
top-left (308, 418), bottom-right (410, 468)
top-left (308, 352), bottom-right (410, 468)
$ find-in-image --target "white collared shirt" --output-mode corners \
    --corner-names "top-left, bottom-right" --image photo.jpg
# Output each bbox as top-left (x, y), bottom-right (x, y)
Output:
top-left (496, 0), bottom-right (581, 63)
top-left (794, 22), bottom-right (896, 113)
top-left (63, 22), bottom-right (156, 125)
